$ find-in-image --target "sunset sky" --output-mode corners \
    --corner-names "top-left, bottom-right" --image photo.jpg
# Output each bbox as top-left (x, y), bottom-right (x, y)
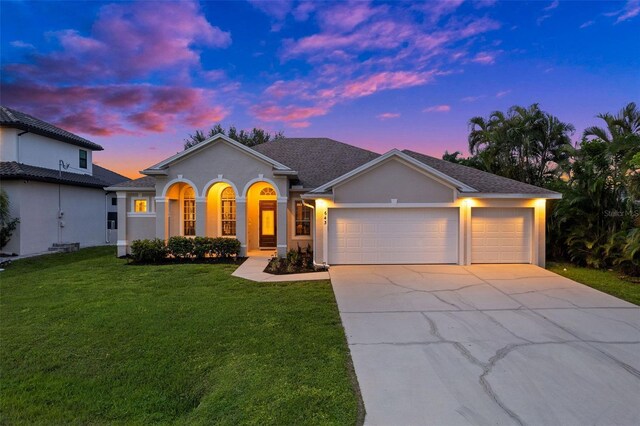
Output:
top-left (1, 0), bottom-right (639, 178)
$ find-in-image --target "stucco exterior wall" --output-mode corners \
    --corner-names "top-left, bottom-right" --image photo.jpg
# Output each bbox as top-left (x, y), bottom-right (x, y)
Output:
top-left (0, 129), bottom-right (93, 175)
top-left (2, 180), bottom-right (107, 255)
top-left (333, 158), bottom-right (455, 203)
top-left (127, 216), bottom-right (156, 242)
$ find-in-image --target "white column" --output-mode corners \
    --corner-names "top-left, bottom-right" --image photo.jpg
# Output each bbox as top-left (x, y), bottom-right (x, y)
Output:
top-left (116, 192), bottom-right (128, 257)
top-left (236, 198), bottom-right (247, 256)
top-left (277, 198), bottom-right (287, 256)
top-left (155, 197), bottom-right (168, 241)
top-left (534, 199), bottom-right (546, 267)
top-left (195, 197), bottom-right (206, 236)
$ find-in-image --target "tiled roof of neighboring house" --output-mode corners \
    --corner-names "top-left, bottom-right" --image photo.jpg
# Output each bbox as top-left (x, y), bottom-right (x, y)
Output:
top-left (402, 150), bottom-right (560, 196)
top-left (0, 106), bottom-right (103, 151)
top-left (92, 165), bottom-right (130, 186)
top-left (0, 162), bottom-right (125, 189)
top-left (106, 175), bottom-right (156, 189)
top-left (252, 138), bottom-right (380, 188)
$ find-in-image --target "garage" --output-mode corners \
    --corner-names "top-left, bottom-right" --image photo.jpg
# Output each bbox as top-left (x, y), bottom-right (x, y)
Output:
top-left (471, 208), bottom-right (533, 263)
top-left (328, 208), bottom-right (459, 265)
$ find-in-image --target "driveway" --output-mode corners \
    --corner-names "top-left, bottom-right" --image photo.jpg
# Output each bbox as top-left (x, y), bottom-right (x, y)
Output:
top-left (330, 264), bottom-right (640, 426)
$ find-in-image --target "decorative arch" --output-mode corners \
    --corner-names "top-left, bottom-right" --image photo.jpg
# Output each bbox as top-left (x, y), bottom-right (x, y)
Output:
top-left (260, 187), bottom-right (277, 196)
top-left (161, 177), bottom-right (199, 198)
top-left (202, 178), bottom-right (240, 199)
top-left (241, 177), bottom-right (282, 198)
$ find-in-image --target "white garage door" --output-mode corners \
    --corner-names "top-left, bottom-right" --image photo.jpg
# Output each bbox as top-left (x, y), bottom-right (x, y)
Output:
top-left (472, 208), bottom-right (532, 263)
top-left (328, 208), bottom-right (459, 264)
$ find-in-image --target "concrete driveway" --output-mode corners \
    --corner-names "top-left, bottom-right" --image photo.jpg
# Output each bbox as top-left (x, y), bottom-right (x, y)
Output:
top-left (330, 264), bottom-right (640, 426)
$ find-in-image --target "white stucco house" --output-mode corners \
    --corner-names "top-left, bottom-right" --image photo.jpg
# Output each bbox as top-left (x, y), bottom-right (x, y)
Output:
top-left (110, 134), bottom-right (561, 266)
top-left (0, 106), bottom-right (128, 255)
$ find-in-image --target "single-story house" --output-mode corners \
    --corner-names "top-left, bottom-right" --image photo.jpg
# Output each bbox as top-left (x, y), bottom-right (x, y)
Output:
top-left (0, 106), bottom-right (128, 255)
top-left (109, 134), bottom-right (561, 266)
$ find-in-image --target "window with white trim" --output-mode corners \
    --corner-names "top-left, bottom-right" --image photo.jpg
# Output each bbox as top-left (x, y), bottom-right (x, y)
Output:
top-left (183, 187), bottom-right (196, 236)
top-left (133, 199), bottom-right (148, 213)
top-left (221, 186), bottom-right (236, 236)
top-left (295, 200), bottom-right (311, 236)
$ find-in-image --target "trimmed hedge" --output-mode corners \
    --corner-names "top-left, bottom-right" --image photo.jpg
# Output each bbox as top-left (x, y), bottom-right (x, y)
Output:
top-left (130, 237), bottom-right (241, 264)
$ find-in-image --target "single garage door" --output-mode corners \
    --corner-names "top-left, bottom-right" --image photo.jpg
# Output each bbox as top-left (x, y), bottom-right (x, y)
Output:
top-left (471, 208), bottom-right (532, 263)
top-left (328, 208), bottom-right (459, 264)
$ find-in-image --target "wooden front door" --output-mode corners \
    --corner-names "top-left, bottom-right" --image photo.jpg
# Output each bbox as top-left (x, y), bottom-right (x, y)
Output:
top-left (259, 200), bottom-right (277, 248)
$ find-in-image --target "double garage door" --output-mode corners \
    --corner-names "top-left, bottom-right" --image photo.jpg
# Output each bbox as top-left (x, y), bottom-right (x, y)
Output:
top-left (328, 207), bottom-right (532, 265)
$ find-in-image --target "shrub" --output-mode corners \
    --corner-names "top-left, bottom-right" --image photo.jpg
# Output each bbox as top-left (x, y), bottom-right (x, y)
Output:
top-left (167, 236), bottom-right (194, 259)
top-left (0, 189), bottom-right (19, 250)
top-left (193, 236), bottom-right (215, 259)
top-left (212, 237), bottom-right (241, 259)
top-left (130, 239), bottom-right (168, 263)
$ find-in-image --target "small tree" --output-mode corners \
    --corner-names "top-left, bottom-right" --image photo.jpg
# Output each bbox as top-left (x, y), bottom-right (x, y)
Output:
top-left (0, 189), bottom-right (19, 250)
top-left (184, 124), bottom-right (284, 150)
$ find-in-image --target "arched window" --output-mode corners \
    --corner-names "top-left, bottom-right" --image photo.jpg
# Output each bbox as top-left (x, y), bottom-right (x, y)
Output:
top-left (221, 186), bottom-right (236, 236)
top-left (260, 187), bottom-right (276, 196)
top-left (183, 187), bottom-right (196, 236)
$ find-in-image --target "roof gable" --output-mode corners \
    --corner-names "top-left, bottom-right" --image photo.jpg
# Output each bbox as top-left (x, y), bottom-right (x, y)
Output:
top-left (141, 134), bottom-right (291, 175)
top-left (310, 149), bottom-right (477, 194)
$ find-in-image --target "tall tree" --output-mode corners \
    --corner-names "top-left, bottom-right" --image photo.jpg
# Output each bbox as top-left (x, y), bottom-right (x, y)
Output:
top-left (467, 104), bottom-right (574, 186)
top-left (184, 125), bottom-right (284, 150)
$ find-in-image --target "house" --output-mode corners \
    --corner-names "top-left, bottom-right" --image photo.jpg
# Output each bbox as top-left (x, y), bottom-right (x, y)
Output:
top-left (110, 134), bottom-right (561, 266)
top-left (0, 106), bottom-right (128, 255)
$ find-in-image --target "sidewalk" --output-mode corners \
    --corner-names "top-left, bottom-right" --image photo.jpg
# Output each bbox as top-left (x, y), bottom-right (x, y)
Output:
top-left (232, 257), bottom-right (330, 282)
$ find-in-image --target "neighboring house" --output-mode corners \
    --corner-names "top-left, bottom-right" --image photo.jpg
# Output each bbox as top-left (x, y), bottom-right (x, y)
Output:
top-left (0, 106), bottom-right (128, 255)
top-left (110, 134), bottom-right (561, 266)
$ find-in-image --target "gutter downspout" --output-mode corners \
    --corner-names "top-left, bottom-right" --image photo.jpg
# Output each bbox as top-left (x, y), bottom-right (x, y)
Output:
top-left (105, 192), bottom-right (110, 243)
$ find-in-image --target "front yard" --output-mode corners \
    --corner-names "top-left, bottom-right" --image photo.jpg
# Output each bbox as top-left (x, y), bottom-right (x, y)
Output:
top-left (548, 262), bottom-right (640, 306)
top-left (0, 247), bottom-right (360, 425)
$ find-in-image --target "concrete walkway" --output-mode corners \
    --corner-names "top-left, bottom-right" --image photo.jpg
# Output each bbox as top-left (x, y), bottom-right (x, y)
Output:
top-left (330, 264), bottom-right (640, 426)
top-left (232, 256), bottom-right (330, 282)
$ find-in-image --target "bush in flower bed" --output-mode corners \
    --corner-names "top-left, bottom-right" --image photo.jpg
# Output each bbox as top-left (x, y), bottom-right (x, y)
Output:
top-left (264, 244), bottom-right (322, 275)
top-left (129, 237), bottom-right (241, 264)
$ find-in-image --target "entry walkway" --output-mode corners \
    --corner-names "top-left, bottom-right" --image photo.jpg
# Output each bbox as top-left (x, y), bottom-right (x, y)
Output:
top-left (232, 255), bottom-right (330, 282)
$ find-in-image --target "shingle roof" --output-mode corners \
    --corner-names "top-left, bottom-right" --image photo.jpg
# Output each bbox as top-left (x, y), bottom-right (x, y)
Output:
top-left (0, 161), bottom-right (125, 189)
top-left (0, 106), bottom-right (103, 151)
top-left (106, 175), bottom-right (156, 189)
top-left (402, 150), bottom-right (560, 196)
top-left (252, 138), bottom-right (380, 188)
top-left (92, 165), bottom-right (130, 186)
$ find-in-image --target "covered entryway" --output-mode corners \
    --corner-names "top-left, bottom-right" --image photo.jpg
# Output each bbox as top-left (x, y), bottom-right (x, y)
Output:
top-left (471, 208), bottom-right (532, 263)
top-left (328, 208), bottom-right (459, 264)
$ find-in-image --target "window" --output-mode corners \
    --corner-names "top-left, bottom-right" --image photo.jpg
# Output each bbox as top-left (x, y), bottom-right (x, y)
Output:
top-left (107, 212), bottom-right (118, 229)
top-left (134, 199), bottom-right (147, 212)
top-left (183, 187), bottom-right (196, 236)
top-left (295, 200), bottom-right (311, 236)
top-left (221, 186), bottom-right (236, 236)
top-left (79, 149), bottom-right (87, 169)
top-left (260, 187), bottom-right (276, 196)
top-left (111, 197), bottom-right (117, 206)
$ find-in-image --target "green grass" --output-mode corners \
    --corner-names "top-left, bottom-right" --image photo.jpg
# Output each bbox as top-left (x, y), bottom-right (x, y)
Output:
top-left (0, 247), bottom-right (360, 425)
top-left (548, 262), bottom-right (640, 306)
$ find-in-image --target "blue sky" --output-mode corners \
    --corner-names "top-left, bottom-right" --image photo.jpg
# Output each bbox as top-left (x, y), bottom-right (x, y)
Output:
top-left (1, 0), bottom-right (638, 177)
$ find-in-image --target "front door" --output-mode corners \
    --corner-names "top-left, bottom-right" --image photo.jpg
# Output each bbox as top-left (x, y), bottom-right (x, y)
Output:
top-left (259, 200), bottom-right (277, 248)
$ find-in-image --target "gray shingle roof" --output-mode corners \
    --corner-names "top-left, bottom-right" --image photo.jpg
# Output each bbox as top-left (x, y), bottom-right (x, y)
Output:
top-left (402, 150), bottom-right (560, 196)
top-left (107, 175), bottom-right (156, 189)
top-left (252, 138), bottom-right (380, 188)
top-left (0, 106), bottom-right (103, 151)
top-left (92, 165), bottom-right (130, 186)
top-left (0, 162), bottom-right (123, 189)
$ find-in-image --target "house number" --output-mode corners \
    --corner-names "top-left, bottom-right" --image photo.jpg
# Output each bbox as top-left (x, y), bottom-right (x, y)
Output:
top-left (323, 211), bottom-right (327, 225)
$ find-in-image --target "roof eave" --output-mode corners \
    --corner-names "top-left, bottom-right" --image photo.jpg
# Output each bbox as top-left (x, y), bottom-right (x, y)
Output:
top-left (141, 169), bottom-right (168, 176)
top-left (106, 186), bottom-right (156, 192)
top-left (458, 192), bottom-right (562, 199)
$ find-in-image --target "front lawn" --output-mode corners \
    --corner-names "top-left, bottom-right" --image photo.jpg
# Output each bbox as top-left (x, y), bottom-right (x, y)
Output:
top-left (548, 262), bottom-right (640, 306)
top-left (0, 247), bottom-right (360, 425)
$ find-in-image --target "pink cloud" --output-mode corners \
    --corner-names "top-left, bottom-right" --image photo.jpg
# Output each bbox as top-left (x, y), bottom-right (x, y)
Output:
top-left (318, 1), bottom-right (381, 32)
top-left (423, 105), bottom-right (451, 113)
top-left (496, 90), bottom-right (512, 98)
top-left (251, 103), bottom-right (329, 123)
top-left (461, 95), bottom-right (485, 102)
top-left (9, 1), bottom-right (230, 84)
top-left (471, 51), bottom-right (499, 65)
top-left (289, 121), bottom-right (311, 128)
top-left (1, 81), bottom-right (228, 136)
top-left (377, 112), bottom-right (400, 120)
top-left (341, 71), bottom-right (435, 99)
